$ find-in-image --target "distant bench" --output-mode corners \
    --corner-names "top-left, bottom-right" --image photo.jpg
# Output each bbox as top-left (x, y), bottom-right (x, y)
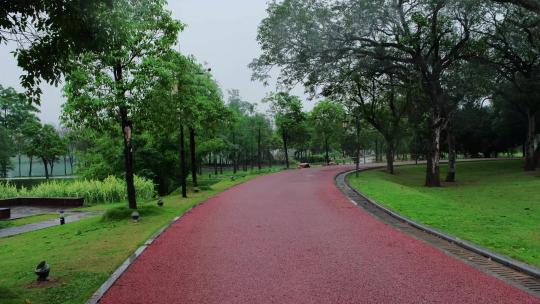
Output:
top-left (0, 198), bottom-right (84, 208)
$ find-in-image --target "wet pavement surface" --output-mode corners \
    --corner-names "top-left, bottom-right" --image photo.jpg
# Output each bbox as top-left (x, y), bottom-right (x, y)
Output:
top-left (100, 166), bottom-right (540, 304)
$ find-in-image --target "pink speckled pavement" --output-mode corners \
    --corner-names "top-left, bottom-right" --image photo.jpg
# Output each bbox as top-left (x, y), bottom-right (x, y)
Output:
top-left (100, 166), bottom-right (540, 304)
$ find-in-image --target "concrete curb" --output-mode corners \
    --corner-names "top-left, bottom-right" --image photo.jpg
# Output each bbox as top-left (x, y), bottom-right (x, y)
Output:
top-left (339, 168), bottom-right (540, 280)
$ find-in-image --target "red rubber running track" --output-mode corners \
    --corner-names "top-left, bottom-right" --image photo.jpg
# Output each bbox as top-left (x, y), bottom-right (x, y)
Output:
top-left (100, 166), bottom-right (540, 304)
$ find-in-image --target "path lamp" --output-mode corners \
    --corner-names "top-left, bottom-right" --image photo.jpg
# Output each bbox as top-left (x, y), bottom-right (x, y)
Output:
top-left (157, 197), bottom-right (164, 207)
top-left (59, 210), bottom-right (65, 225)
top-left (35, 261), bottom-right (50, 281)
top-left (131, 211), bottom-right (140, 222)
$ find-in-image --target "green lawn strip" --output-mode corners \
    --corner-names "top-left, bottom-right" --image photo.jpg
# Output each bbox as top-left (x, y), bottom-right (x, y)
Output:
top-left (347, 160), bottom-right (540, 268)
top-left (0, 170), bottom-right (275, 304)
top-left (0, 214), bottom-right (60, 230)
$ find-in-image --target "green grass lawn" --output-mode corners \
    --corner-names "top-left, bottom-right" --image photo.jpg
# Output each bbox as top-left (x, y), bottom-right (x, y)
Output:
top-left (0, 169), bottom-right (278, 304)
top-left (348, 160), bottom-right (540, 267)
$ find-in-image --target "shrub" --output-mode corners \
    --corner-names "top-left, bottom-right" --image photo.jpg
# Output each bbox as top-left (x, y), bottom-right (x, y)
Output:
top-left (0, 182), bottom-right (19, 199)
top-left (0, 176), bottom-right (155, 205)
top-left (101, 205), bottom-right (162, 221)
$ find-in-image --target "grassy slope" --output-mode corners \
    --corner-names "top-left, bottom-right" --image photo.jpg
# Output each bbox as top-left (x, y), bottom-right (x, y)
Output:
top-left (0, 170), bottom-right (277, 304)
top-left (348, 160), bottom-right (540, 267)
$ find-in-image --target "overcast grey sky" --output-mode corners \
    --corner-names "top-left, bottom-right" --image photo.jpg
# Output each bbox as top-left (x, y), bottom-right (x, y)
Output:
top-left (0, 0), bottom-right (312, 125)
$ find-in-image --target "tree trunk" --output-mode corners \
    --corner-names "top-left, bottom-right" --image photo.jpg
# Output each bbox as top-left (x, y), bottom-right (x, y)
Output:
top-left (232, 132), bottom-right (237, 174)
top-left (283, 132), bottom-right (290, 169)
top-left (120, 106), bottom-right (137, 209)
top-left (325, 137), bottom-right (330, 165)
top-left (363, 149), bottom-right (367, 164)
top-left (214, 153), bottom-right (218, 175)
top-left (355, 114), bottom-right (361, 177)
top-left (69, 155), bottom-right (74, 174)
top-left (115, 61), bottom-right (137, 209)
top-left (375, 138), bottom-right (381, 162)
top-left (42, 158), bottom-right (49, 180)
top-left (534, 145), bottom-right (540, 168)
top-left (50, 161), bottom-right (54, 177)
top-left (18, 154), bottom-right (21, 177)
top-left (179, 125), bottom-right (187, 198)
top-left (189, 128), bottom-right (197, 187)
top-left (385, 140), bottom-right (395, 174)
top-left (446, 126), bottom-right (457, 182)
top-left (268, 150), bottom-right (273, 168)
top-left (257, 127), bottom-right (262, 170)
top-left (219, 154), bottom-right (223, 174)
top-left (243, 151), bottom-right (247, 171)
top-left (425, 121), bottom-right (442, 187)
top-left (29, 156), bottom-right (33, 177)
top-left (524, 111), bottom-right (537, 171)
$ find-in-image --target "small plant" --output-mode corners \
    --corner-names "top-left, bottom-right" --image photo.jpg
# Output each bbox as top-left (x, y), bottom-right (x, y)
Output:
top-left (0, 182), bottom-right (19, 199)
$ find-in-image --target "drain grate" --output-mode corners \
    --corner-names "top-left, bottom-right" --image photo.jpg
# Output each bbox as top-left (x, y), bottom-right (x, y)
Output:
top-left (335, 171), bottom-right (540, 298)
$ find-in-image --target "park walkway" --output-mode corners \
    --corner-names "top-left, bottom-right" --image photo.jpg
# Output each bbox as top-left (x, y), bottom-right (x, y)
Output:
top-left (100, 166), bottom-right (539, 304)
top-left (0, 211), bottom-right (99, 238)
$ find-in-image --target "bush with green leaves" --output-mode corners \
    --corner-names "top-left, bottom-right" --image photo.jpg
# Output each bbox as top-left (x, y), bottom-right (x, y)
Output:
top-left (0, 183), bottom-right (19, 199)
top-left (0, 176), bottom-right (155, 205)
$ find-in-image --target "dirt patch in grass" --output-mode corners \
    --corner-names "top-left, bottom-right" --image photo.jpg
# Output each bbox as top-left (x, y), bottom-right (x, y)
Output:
top-left (25, 278), bottom-right (64, 289)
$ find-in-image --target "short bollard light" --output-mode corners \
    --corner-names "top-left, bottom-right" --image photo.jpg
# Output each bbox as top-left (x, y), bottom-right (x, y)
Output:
top-left (157, 197), bottom-right (164, 207)
top-left (131, 211), bottom-right (140, 222)
top-left (59, 210), bottom-right (65, 225)
top-left (230, 176), bottom-right (236, 181)
top-left (35, 261), bottom-right (50, 281)
top-left (193, 187), bottom-right (200, 193)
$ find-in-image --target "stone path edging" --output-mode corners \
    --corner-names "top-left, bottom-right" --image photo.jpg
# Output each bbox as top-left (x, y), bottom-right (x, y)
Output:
top-left (85, 214), bottom-right (185, 304)
top-left (338, 168), bottom-right (540, 280)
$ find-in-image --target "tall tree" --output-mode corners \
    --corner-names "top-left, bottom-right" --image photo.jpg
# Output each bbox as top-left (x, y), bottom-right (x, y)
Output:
top-left (34, 124), bottom-right (65, 179)
top-left (0, 85), bottom-right (40, 177)
top-left (324, 64), bottom-right (412, 174)
top-left (265, 92), bottom-right (306, 169)
top-left (493, 0), bottom-right (540, 14)
top-left (63, 0), bottom-right (181, 209)
top-left (21, 118), bottom-right (42, 177)
top-left (1, 0), bottom-right (116, 102)
top-left (140, 52), bottom-right (227, 196)
top-left (309, 100), bottom-right (346, 165)
top-left (252, 0), bottom-right (487, 186)
top-left (0, 126), bottom-right (14, 177)
top-left (483, 5), bottom-right (540, 170)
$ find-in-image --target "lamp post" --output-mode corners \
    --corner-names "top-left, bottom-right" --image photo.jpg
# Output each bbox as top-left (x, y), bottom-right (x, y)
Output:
top-left (131, 211), bottom-right (140, 222)
top-left (35, 261), bottom-right (50, 281)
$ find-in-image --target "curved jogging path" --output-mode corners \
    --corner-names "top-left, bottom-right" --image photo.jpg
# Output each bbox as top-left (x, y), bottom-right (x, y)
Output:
top-left (100, 166), bottom-right (540, 304)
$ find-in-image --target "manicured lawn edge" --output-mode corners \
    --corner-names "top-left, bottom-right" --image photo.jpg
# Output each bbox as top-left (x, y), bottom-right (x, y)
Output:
top-left (340, 164), bottom-right (540, 280)
top-left (86, 170), bottom-right (278, 304)
top-left (85, 214), bottom-right (178, 304)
